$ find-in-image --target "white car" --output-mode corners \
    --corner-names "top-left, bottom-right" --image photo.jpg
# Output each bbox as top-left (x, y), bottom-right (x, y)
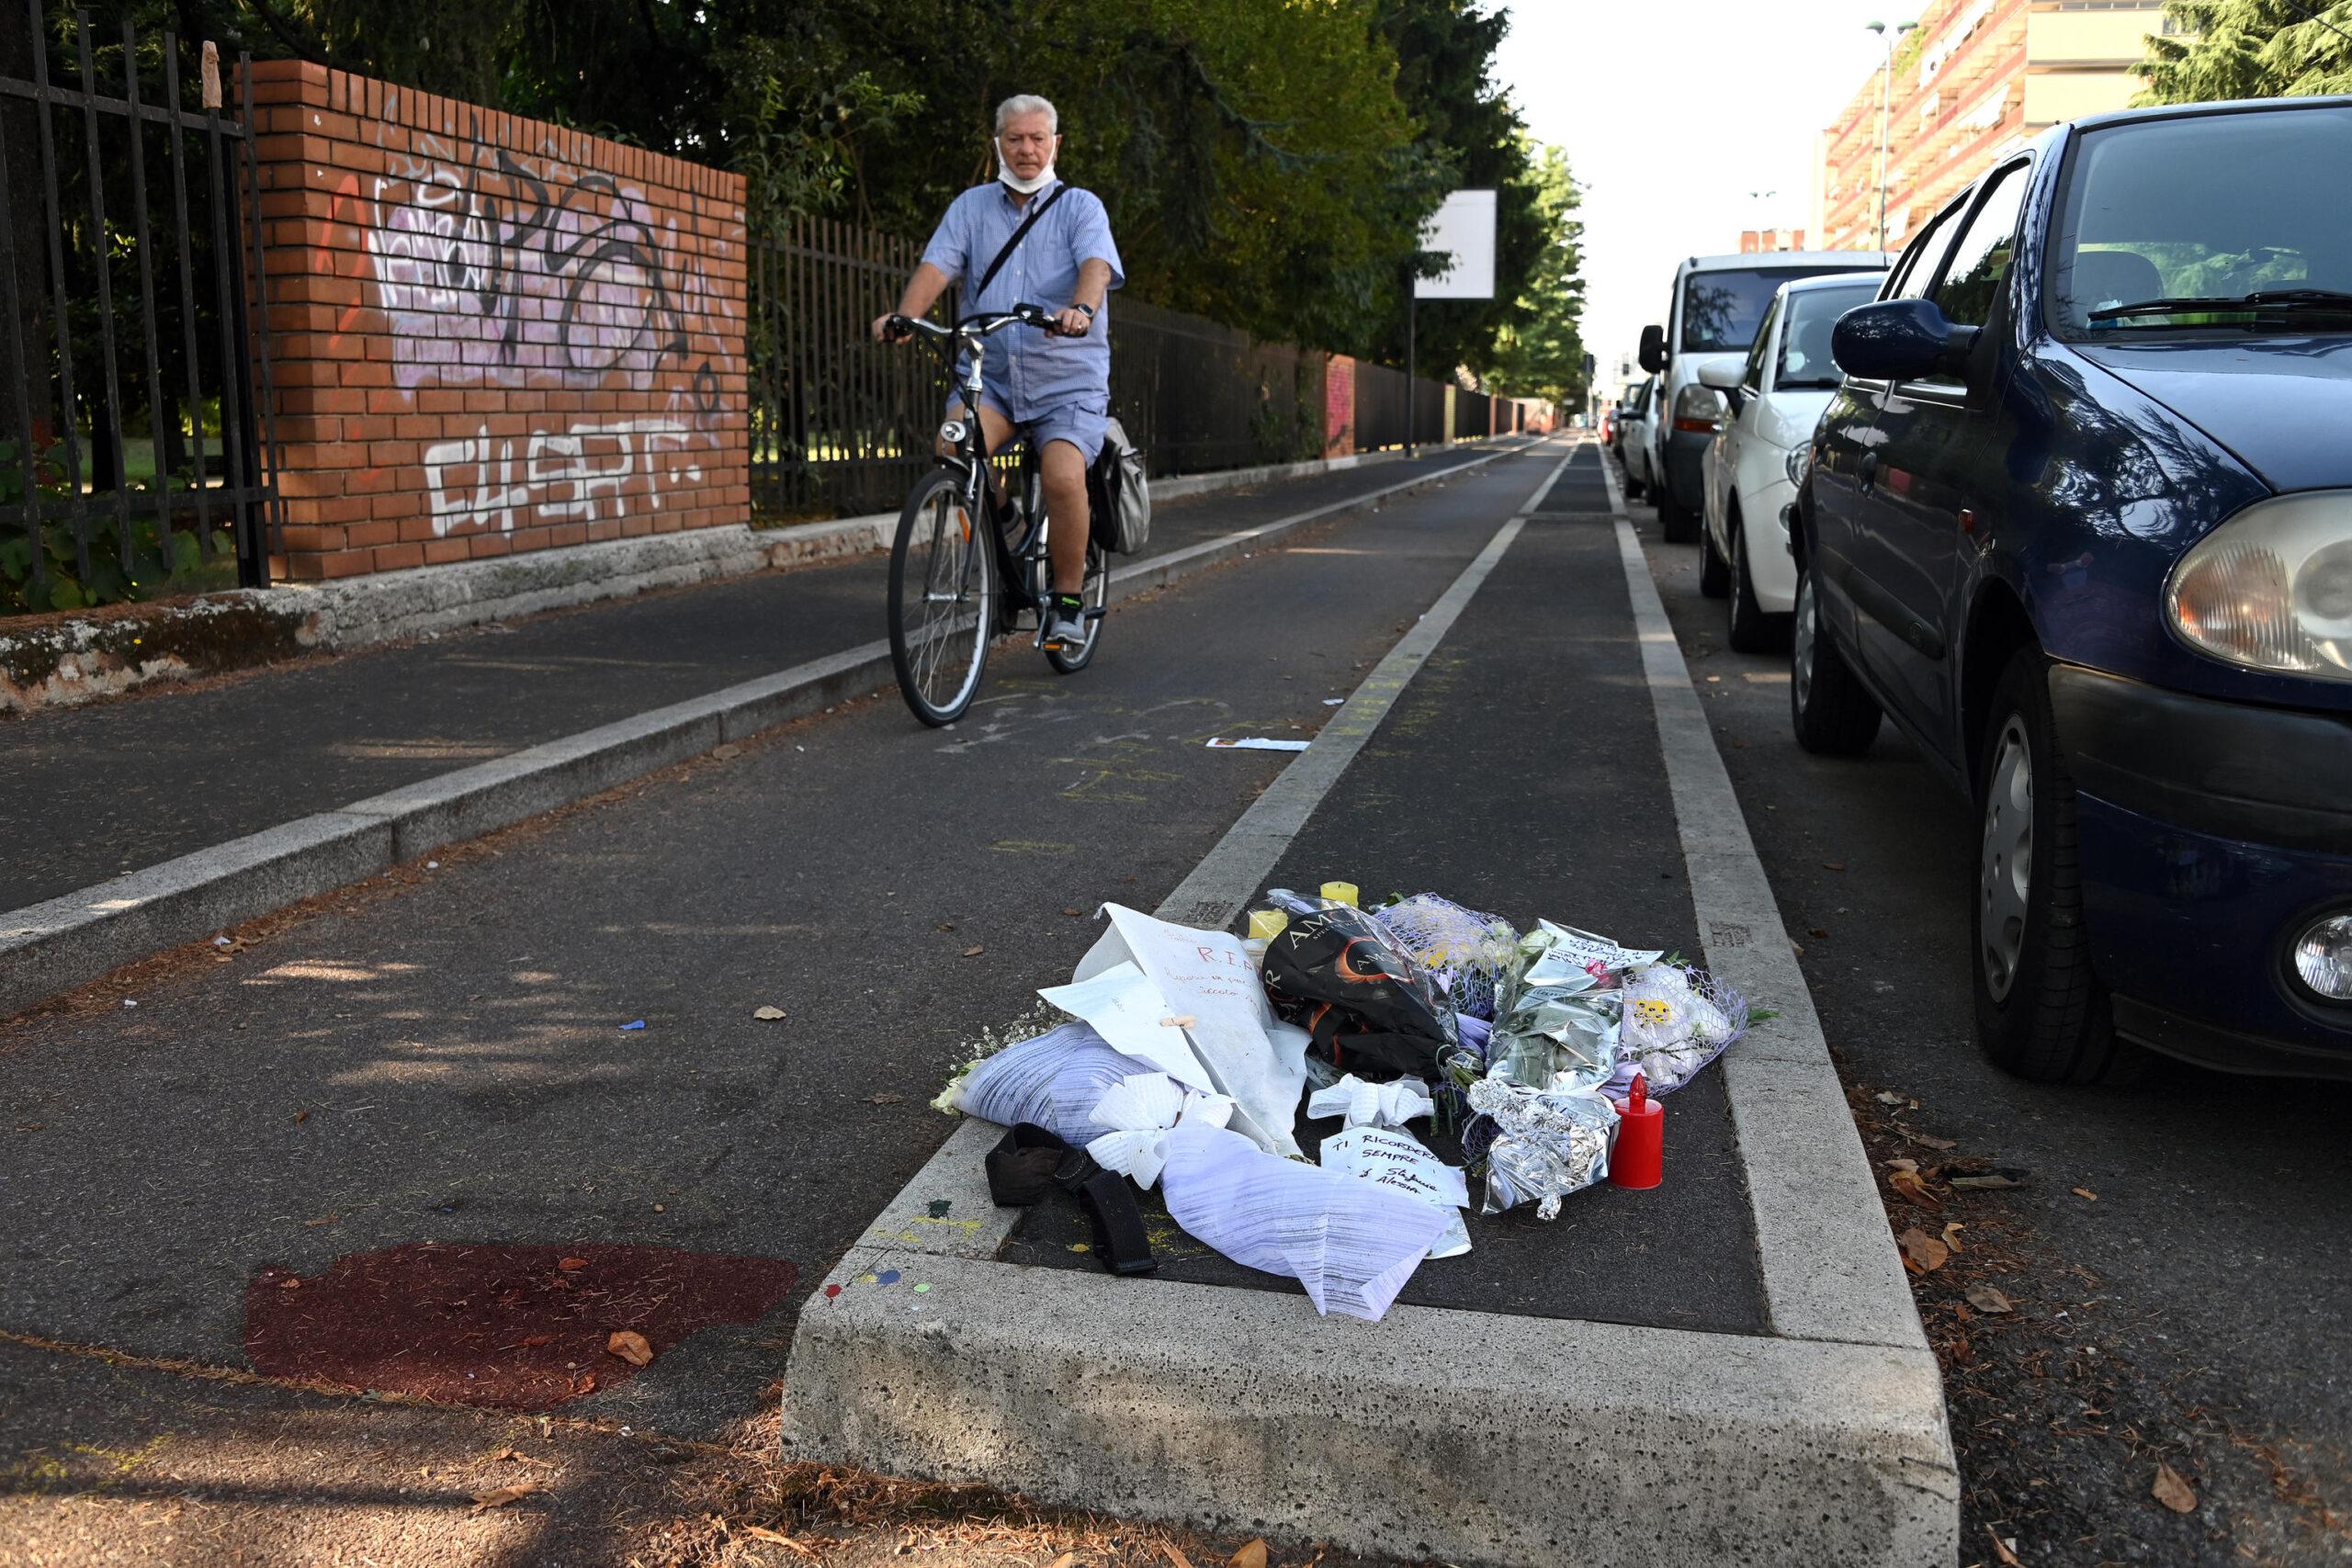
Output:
top-left (1695, 271), bottom-right (1887, 650)
top-left (1615, 375), bottom-right (1657, 500)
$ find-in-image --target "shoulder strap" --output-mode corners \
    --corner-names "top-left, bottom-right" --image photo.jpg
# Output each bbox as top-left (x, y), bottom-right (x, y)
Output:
top-left (975, 183), bottom-right (1075, 296)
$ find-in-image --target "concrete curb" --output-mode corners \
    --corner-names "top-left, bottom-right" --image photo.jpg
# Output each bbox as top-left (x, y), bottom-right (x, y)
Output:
top-left (0, 441), bottom-right (1532, 1020)
top-left (777, 438), bottom-right (1960, 1566)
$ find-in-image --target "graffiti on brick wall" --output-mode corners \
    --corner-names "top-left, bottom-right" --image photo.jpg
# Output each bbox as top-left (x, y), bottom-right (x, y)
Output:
top-left (365, 123), bottom-right (736, 409)
top-left (422, 417), bottom-right (710, 537)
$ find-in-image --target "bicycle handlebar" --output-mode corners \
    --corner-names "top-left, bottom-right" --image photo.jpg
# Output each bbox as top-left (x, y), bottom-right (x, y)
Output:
top-left (885, 301), bottom-right (1082, 344)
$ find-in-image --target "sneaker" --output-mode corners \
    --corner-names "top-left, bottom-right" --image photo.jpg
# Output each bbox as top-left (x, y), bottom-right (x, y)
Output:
top-left (1042, 592), bottom-right (1088, 649)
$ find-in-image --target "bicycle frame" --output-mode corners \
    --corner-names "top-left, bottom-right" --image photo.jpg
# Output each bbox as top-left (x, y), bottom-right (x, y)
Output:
top-left (902, 308), bottom-right (1057, 634)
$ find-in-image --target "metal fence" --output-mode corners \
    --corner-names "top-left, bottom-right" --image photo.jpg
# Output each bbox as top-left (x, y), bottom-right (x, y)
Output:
top-left (0, 6), bottom-right (277, 614)
top-left (749, 215), bottom-right (1480, 522)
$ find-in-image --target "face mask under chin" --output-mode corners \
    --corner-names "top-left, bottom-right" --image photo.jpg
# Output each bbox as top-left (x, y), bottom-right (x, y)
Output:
top-left (996, 142), bottom-right (1057, 195)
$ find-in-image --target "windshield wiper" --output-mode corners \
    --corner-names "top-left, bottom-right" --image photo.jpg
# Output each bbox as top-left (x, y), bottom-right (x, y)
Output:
top-left (2087, 288), bottom-right (2352, 323)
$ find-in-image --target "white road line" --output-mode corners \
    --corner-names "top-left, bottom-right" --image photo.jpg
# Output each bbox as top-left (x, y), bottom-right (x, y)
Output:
top-left (1152, 442), bottom-right (1572, 929)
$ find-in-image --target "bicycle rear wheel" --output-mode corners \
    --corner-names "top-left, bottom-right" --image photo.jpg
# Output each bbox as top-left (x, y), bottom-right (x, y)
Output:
top-left (1045, 535), bottom-right (1110, 673)
top-left (888, 469), bottom-right (994, 727)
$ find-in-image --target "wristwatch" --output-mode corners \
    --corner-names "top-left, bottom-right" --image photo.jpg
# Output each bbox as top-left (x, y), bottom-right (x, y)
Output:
top-left (1072, 301), bottom-right (1097, 320)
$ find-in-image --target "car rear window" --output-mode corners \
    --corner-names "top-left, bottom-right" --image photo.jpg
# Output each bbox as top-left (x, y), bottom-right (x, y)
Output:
top-left (1679, 265), bottom-right (1879, 354)
top-left (1776, 282), bottom-right (1882, 389)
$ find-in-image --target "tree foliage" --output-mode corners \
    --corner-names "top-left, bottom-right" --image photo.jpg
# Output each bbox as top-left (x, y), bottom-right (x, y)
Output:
top-left (1479, 141), bottom-right (1586, 404)
top-left (2134, 0), bottom-right (2352, 102)
top-left (41, 0), bottom-right (1584, 376)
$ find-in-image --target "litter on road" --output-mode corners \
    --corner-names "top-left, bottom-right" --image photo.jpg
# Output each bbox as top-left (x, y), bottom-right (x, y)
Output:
top-left (938, 883), bottom-right (1757, 1320)
top-left (1204, 737), bottom-right (1311, 751)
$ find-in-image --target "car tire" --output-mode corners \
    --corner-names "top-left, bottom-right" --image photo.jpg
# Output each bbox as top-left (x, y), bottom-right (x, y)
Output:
top-left (1699, 523), bottom-right (1730, 598)
top-left (1970, 649), bottom-right (2142, 1085)
top-left (1789, 563), bottom-right (1882, 755)
top-left (1658, 484), bottom-right (1699, 544)
top-left (1726, 520), bottom-right (1787, 653)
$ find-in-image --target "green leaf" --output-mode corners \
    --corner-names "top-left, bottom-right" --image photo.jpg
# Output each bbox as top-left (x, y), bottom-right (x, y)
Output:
top-left (48, 577), bottom-right (85, 612)
top-left (173, 530), bottom-right (201, 574)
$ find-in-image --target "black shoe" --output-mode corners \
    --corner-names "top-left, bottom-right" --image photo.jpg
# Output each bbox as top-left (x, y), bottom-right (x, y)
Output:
top-left (1043, 592), bottom-right (1088, 649)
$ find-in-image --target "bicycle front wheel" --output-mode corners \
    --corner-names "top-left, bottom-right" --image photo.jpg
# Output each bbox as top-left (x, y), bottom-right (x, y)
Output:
top-left (888, 470), bottom-right (994, 727)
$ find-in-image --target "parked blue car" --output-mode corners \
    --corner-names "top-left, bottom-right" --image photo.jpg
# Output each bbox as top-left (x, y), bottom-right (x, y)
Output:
top-left (1792, 96), bottom-right (2352, 1083)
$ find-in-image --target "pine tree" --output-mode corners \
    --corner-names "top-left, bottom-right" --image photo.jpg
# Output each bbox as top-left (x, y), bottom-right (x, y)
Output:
top-left (2134, 0), bottom-right (2352, 102)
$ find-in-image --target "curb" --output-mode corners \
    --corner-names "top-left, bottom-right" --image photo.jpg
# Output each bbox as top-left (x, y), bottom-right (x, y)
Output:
top-left (0, 440), bottom-right (1534, 1020)
top-left (777, 440), bottom-right (1960, 1566)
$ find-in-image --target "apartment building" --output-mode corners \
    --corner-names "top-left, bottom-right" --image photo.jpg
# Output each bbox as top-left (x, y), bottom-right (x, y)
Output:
top-left (1810, 0), bottom-right (2172, 254)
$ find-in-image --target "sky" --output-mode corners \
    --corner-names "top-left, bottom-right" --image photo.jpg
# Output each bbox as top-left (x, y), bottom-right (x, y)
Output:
top-left (1493, 0), bottom-right (1911, 399)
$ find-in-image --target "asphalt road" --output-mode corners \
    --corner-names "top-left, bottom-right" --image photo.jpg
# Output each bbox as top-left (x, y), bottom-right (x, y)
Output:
top-left (1, 443), bottom-right (1581, 1564)
top-left (1628, 464), bottom-right (2352, 1568)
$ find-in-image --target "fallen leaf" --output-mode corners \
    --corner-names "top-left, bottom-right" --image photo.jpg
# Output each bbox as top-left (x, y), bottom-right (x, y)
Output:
top-left (963, 944), bottom-right (985, 957)
top-left (572, 1372), bottom-right (596, 1395)
top-left (303, 1213), bottom-right (338, 1227)
top-left (1063, 906), bottom-right (1085, 917)
top-left (1898, 1227), bottom-right (1950, 1274)
top-left (1808, 927), bottom-right (1831, 939)
top-left (1047, 1554), bottom-right (1079, 1568)
top-left (1985, 1526), bottom-right (2022, 1566)
top-left (519, 1334), bottom-right (553, 1348)
top-left (711, 744), bottom-right (742, 761)
top-left (606, 1330), bottom-right (654, 1367)
top-left (2153, 1461), bottom-right (2197, 1515)
top-left (1940, 1221), bottom-right (1966, 1254)
top-left (470, 1480), bottom-right (540, 1512)
top-left (1966, 1284), bottom-right (2014, 1314)
top-left (1950, 1173), bottom-right (2027, 1190)
top-left (558, 1258), bottom-right (590, 1271)
top-left (1822, 861), bottom-right (1847, 872)
top-left (937, 923), bottom-right (956, 931)
top-left (277, 1277), bottom-right (302, 1290)
top-left (1911, 1132), bottom-right (1958, 1152)
top-left (866, 1092), bottom-right (905, 1105)
top-left (1873, 1090), bottom-right (1905, 1106)
top-left (742, 1525), bottom-right (820, 1558)
top-left (2073, 1186), bottom-right (2099, 1201)
top-left (1791, 942), bottom-right (1805, 957)
top-left (1884, 1159), bottom-right (1938, 1206)
top-left (752, 1005), bottom-right (787, 1021)
top-left (1227, 1542), bottom-right (1268, 1568)
top-left (1164, 1547), bottom-right (1198, 1568)
top-left (292, 1110), bottom-right (310, 1124)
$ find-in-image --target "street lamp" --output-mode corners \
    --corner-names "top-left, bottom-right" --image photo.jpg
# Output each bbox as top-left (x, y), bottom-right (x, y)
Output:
top-left (1864, 19), bottom-right (1917, 253)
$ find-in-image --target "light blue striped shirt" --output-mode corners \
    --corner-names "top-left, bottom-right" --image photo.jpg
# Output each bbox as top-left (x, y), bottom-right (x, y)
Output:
top-left (921, 180), bottom-right (1125, 420)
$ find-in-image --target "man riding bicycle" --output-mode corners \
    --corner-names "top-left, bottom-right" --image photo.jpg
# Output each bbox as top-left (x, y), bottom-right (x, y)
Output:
top-left (871, 94), bottom-right (1123, 652)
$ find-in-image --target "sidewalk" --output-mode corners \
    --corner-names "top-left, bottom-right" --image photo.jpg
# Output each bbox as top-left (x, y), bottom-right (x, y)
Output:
top-left (1, 447), bottom-right (1502, 919)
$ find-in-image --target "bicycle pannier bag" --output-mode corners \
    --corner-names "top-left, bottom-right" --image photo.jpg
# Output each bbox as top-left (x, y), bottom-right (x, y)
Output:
top-left (1088, 417), bottom-right (1150, 555)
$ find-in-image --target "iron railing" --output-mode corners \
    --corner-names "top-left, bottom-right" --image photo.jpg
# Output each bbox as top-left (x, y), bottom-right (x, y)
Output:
top-left (748, 213), bottom-right (1487, 522)
top-left (0, 5), bottom-right (277, 613)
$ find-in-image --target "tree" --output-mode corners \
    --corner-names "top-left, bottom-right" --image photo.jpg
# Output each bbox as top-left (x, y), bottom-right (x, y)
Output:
top-left (2134, 0), bottom-right (2352, 102)
top-left (1480, 141), bottom-right (1586, 405)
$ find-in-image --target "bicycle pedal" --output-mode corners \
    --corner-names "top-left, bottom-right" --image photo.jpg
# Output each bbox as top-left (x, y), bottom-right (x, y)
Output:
top-left (1082, 607), bottom-right (1106, 622)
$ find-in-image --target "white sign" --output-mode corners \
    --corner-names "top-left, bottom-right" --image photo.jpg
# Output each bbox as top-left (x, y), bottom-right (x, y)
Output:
top-left (1417, 188), bottom-right (1496, 300)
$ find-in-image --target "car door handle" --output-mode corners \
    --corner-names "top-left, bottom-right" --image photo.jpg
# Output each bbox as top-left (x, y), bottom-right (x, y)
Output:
top-left (1859, 452), bottom-right (1878, 492)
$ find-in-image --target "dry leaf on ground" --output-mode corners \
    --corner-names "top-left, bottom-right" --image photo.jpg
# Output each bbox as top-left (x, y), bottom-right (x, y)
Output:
top-left (1873, 1090), bottom-right (1905, 1106)
top-left (1047, 1554), bottom-right (1079, 1568)
top-left (470, 1480), bottom-right (540, 1512)
top-left (1966, 1284), bottom-right (2014, 1314)
top-left (1164, 1547), bottom-right (1198, 1568)
top-left (752, 1005), bottom-right (787, 1021)
top-left (1985, 1527), bottom-right (2022, 1566)
top-left (963, 944), bottom-right (986, 957)
top-left (2074, 1186), bottom-right (2099, 1201)
top-left (867, 1092), bottom-right (905, 1105)
top-left (558, 1257), bottom-right (590, 1271)
top-left (1884, 1158), bottom-right (1938, 1206)
top-left (1228, 1541), bottom-right (1268, 1568)
top-left (2153, 1461), bottom-right (2198, 1514)
top-left (1940, 1221), bottom-right (1965, 1254)
top-left (606, 1330), bottom-right (654, 1367)
top-left (1911, 1132), bottom-right (1957, 1151)
top-left (1950, 1172), bottom-right (2026, 1190)
top-left (1898, 1227), bottom-right (1950, 1274)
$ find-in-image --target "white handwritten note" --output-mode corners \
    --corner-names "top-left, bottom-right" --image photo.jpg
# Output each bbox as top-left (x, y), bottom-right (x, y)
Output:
top-left (1319, 1125), bottom-right (1472, 1258)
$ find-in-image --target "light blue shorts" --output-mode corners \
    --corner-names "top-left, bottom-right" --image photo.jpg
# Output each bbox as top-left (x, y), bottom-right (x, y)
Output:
top-left (946, 391), bottom-right (1108, 466)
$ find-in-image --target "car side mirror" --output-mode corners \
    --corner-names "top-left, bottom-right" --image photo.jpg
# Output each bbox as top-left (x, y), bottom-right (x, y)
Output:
top-left (1695, 362), bottom-right (1742, 391)
top-left (1831, 299), bottom-right (1981, 382)
top-left (1638, 323), bottom-right (1666, 374)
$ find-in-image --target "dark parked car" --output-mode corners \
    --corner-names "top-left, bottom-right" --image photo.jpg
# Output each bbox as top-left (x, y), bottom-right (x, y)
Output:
top-left (1792, 95), bottom-right (2352, 1084)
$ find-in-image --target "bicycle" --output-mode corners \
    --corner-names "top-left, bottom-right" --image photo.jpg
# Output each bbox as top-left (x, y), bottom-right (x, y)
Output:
top-left (880, 304), bottom-right (1110, 728)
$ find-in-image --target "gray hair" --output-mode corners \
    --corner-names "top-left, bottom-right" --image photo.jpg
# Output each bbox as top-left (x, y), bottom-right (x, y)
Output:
top-left (994, 94), bottom-right (1058, 135)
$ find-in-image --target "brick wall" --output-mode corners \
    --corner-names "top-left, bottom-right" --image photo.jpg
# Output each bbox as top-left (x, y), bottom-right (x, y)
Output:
top-left (247, 62), bottom-right (749, 581)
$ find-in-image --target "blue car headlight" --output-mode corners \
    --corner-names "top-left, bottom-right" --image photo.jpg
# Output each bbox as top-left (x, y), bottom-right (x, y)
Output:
top-left (2293, 912), bottom-right (2352, 1003)
top-left (2166, 491), bottom-right (2352, 682)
